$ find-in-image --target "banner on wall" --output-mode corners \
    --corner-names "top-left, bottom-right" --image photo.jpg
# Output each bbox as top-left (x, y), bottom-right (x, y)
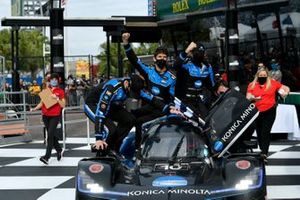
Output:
top-left (75, 59), bottom-right (89, 78)
top-left (156, 0), bottom-right (224, 19)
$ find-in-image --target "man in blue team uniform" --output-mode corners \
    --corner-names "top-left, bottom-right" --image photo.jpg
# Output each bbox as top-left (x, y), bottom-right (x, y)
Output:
top-left (84, 75), bottom-right (171, 151)
top-left (174, 42), bottom-right (215, 118)
top-left (122, 32), bottom-right (176, 149)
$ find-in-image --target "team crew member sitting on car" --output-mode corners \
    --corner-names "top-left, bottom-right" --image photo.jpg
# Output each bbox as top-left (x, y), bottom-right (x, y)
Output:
top-left (174, 42), bottom-right (215, 118)
top-left (84, 74), bottom-right (174, 152)
top-left (84, 76), bottom-right (137, 152)
top-left (246, 67), bottom-right (289, 161)
top-left (122, 32), bottom-right (176, 149)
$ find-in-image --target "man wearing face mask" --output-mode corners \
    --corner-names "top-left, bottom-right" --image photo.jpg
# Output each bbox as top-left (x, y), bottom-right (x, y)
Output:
top-left (122, 32), bottom-right (176, 149)
top-left (31, 73), bottom-right (66, 165)
top-left (174, 42), bottom-right (215, 118)
top-left (122, 32), bottom-right (176, 104)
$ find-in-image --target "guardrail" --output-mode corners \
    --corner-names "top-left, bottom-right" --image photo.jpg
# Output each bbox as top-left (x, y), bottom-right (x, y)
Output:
top-left (1, 107), bottom-right (91, 148)
top-left (61, 106), bottom-right (90, 150)
top-left (281, 92), bottom-right (300, 105)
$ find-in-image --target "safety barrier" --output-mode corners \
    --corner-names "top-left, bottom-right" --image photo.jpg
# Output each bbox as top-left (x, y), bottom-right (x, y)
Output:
top-left (0, 90), bottom-right (91, 146)
top-left (61, 106), bottom-right (90, 150)
top-left (0, 107), bottom-right (91, 147)
top-left (280, 92), bottom-right (300, 105)
top-left (0, 91), bottom-right (29, 144)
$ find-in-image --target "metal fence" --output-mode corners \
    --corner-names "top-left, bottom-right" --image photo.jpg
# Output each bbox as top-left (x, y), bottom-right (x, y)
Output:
top-left (0, 91), bottom-right (28, 121)
top-left (1, 89), bottom-right (89, 109)
top-left (0, 90), bottom-right (92, 147)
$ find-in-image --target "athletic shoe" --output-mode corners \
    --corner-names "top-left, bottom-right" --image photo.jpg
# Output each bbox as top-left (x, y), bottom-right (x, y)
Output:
top-left (57, 149), bottom-right (64, 161)
top-left (261, 154), bottom-right (268, 164)
top-left (40, 156), bottom-right (49, 165)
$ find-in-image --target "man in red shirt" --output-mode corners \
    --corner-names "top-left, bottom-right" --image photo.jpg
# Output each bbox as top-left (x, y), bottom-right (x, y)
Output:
top-left (246, 67), bottom-right (289, 162)
top-left (31, 73), bottom-right (66, 164)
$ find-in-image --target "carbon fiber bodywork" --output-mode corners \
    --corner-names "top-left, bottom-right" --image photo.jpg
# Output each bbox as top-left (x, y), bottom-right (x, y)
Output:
top-left (76, 89), bottom-right (266, 200)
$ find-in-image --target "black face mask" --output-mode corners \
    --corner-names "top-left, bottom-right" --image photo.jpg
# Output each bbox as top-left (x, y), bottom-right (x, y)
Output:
top-left (218, 92), bottom-right (224, 96)
top-left (192, 50), bottom-right (205, 66)
top-left (258, 77), bottom-right (267, 85)
top-left (155, 59), bottom-right (167, 70)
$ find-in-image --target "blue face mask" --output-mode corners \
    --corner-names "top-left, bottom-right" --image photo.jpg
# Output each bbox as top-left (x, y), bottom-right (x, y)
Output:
top-left (50, 79), bottom-right (58, 87)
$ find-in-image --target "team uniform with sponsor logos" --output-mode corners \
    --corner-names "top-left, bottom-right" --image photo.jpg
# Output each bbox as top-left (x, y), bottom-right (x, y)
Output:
top-left (174, 51), bottom-right (215, 118)
top-left (84, 78), bottom-right (135, 151)
top-left (84, 78), bottom-right (170, 151)
top-left (123, 43), bottom-right (176, 149)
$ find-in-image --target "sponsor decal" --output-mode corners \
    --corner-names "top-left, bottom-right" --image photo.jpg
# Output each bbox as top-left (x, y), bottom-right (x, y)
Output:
top-left (194, 80), bottom-right (202, 88)
top-left (235, 160), bottom-right (251, 170)
top-left (162, 76), bottom-right (168, 80)
top-left (221, 103), bottom-right (256, 143)
top-left (53, 34), bottom-right (63, 40)
top-left (89, 163), bottom-right (104, 173)
top-left (127, 189), bottom-right (211, 196)
top-left (151, 87), bottom-right (160, 95)
top-left (172, 0), bottom-right (190, 13)
top-left (213, 140), bottom-right (223, 152)
top-left (152, 176), bottom-right (187, 187)
top-left (53, 62), bottom-right (64, 68)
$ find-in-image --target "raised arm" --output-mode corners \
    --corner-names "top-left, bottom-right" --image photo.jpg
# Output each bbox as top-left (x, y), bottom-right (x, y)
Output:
top-left (173, 42), bottom-right (197, 70)
top-left (122, 32), bottom-right (149, 77)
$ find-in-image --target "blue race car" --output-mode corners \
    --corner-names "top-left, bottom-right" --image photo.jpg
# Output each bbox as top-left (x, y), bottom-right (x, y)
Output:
top-left (76, 89), bottom-right (266, 200)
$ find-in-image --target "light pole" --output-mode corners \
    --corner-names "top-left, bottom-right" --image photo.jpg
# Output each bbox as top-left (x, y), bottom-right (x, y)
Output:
top-left (50, 0), bottom-right (65, 87)
top-left (225, 0), bottom-right (239, 89)
top-left (0, 55), bottom-right (5, 92)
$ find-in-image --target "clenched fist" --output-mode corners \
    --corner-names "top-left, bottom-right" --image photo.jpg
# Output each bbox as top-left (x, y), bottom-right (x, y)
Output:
top-left (122, 32), bottom-right (130, 44)
top-left (185, 42), bottom-right (197, 54)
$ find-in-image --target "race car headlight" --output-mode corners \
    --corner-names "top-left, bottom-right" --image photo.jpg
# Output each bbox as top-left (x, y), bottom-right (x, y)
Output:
top-left (234, 168), bottom-right (262, 190)
top-left (86, 183), bottom-right (104, 193)
top-left (235, 179), bottom-right (254, 190)
top-left (77, 169), bottom-right (104, 194)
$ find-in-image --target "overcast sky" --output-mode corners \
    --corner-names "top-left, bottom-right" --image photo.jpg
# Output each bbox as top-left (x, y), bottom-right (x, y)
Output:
top-left (0, 0), bottom-right (148, 55)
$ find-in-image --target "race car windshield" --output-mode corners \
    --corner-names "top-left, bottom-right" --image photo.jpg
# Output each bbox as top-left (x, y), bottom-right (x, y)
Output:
top-left (141, 122), bottom-right (209, 160)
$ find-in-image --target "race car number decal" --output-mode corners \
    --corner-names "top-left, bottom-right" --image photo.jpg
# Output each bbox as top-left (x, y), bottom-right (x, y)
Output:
top-left (89, 163), bottom-right (104, 173)
top-left (235, 160), bottom-right (251, 170)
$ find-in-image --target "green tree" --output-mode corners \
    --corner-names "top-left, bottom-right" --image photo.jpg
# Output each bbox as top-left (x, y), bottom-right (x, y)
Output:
top-left (0, 28), bottom-right (47, 77)
top-left (98, 43), bottom-right (123, 77)
top-left (135, 43), bottom-right (159, 56)
top-left (19, 30), bottom-right (47, 78)
top-left (0, 29), bottom-right (12, 71)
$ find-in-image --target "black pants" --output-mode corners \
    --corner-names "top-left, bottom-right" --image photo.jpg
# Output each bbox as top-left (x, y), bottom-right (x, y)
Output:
top-left (132, 104), bottom-right (164, 149)
top-left (255, 106), bottom-right (277, 155)
top-left (43, 115), bottom-right (62, 159)
top-left (181, 97), bottom-right (209, 119)
top-left (85, 104), bottom-right (136, 152)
